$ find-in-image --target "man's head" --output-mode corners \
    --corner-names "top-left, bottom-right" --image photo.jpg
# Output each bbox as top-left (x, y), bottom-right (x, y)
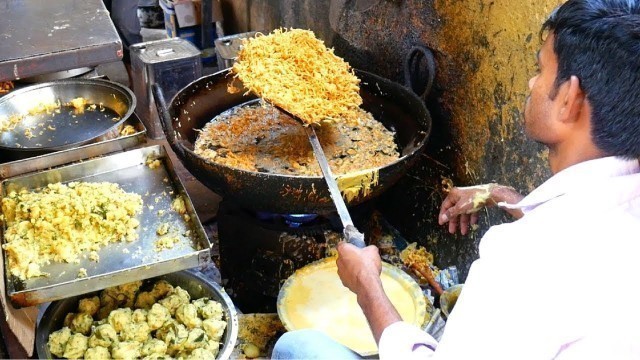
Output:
top-left (524, 0), bottom-right (640, 165)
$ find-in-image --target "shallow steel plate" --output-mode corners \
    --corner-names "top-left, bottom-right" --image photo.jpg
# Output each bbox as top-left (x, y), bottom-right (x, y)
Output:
top-left (0, 145), bottom-right (211, 307)
top-left (0, 79), bottom-right (135, 152)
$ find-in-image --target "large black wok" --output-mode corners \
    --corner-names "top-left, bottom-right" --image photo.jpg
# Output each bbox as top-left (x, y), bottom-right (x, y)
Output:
top-left (154, 69), bottom-right (431, 214)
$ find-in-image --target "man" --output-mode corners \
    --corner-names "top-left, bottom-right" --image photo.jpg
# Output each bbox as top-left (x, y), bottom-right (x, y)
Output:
top-left (273, 0), bottom-right (640, 358)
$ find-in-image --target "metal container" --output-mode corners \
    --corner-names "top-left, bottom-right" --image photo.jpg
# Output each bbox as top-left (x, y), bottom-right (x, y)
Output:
top-left (1, 145), bottom-right (212, 307)
top-left (277, 257), bottom-right (428, 356)
top-left (131, 38), bottom-right (202, 139)
top-left (214, 32), bottom-right (257, 70)
top-left (0, 79), bottom-right (136, 158)
top-left (0, 114), bottom-right (146, 179)
top-left (36, 269), bottom-right (239, 360)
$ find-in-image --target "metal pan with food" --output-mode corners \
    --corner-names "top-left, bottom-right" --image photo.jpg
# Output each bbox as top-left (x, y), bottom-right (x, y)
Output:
top-left (35, 270), bottom-right (239, 360)
top-left (0, 79), bottom-right (136, 160)
top-left (0, 145), bottom-right (211, 308)
top-left (155, 68), bottom-right (432, 214)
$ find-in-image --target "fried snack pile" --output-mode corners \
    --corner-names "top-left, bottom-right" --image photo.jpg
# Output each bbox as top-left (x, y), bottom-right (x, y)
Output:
top-left (47, 280), bottom-right (228, 360)
top-left (0, 81), bottom-right (13, 94)
top-left (231, 28), bottom-right (362, 126)
top-left (0, 182), bottom-right (143, 280)
top-left (400, 243), bottom-right (443, 295)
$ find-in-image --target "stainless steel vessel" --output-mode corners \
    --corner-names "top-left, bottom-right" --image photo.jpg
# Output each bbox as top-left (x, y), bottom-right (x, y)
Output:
top-left (0, 79), bottom-right (136, 158)
top-left (1, 145), bottom-right (211, 308)
top-left (36, 269), bottom-right (239, 360)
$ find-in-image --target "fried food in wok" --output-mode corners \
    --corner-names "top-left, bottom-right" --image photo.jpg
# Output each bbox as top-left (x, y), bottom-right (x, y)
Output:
top-left (231, 28), bottom-right (362, 126)
top-left (194, 103), bottom-right (399, 176)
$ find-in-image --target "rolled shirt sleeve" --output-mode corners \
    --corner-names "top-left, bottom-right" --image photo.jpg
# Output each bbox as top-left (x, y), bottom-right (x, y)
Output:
top-left (379, 321), bottom-right (438, 359)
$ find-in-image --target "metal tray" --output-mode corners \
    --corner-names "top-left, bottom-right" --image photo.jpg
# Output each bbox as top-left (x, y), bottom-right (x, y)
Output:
top-left (0, 114), bottom-right (146, 179)
top-left (0, 145), bottom-right (211, 307)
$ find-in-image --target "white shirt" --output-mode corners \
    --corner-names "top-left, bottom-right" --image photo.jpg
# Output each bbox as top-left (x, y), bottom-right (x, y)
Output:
top-left (379, 156), bottom-right (640, 360)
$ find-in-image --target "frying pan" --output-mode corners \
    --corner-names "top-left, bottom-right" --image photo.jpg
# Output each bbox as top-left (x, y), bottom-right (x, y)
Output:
top-left (0, 79), bottom-right (135, 160)
top-left (155, 68), bottom-right (432, 214)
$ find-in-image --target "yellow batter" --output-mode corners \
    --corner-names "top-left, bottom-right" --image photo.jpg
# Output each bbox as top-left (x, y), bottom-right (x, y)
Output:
top-left (278, 258), bottom-right (425, 355)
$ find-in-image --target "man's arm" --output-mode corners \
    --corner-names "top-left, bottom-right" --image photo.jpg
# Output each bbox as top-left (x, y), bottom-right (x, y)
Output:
top-left (439, 184), bottom-right (525, 235)
top-left (336, 242), bottom-right (401, 343)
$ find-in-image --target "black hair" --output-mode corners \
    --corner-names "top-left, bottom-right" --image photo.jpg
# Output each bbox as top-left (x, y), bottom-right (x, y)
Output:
top-left (542, 0), bottom-right (640, 158)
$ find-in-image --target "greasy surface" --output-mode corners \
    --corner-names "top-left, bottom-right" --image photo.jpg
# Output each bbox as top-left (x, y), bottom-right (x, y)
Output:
top-left (220, 0), bottom-right (559, 278)
top-left (194, 103), bottom-right (399, 176)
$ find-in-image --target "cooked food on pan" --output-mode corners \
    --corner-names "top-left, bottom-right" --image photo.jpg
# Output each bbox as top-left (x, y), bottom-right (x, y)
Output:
top-left (0, 81), bottom-right (13, 95)
top-left (47, 280), bottom-right (228, 360)
top-left (0, 182), bottom-right (143, 280)
top-left (232, 28), bottom-right (362, 126)
top-left (0, 97), bottom-right (121, 134)
top-left (0, 113), bottom-right (26, 133)
top-left (119, 124), bottom-right (137, 136)
top-left (194, 103), bottom-right (399, 176)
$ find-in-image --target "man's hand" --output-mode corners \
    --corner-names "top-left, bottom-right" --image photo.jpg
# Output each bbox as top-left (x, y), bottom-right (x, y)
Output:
top-left (438, 184), bottom-right (492, 235)
top-left (336, 242), bottom-right (382, 296)
top-left (438, 183), bottom-right (524, 235)
top-left (336, 242), bottom-right (402, 344)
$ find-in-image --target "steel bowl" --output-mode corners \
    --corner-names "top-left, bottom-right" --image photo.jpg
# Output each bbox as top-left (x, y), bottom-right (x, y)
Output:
top-left (35, 269), bottom-right (239, 360)
top-left (439, 284), bottom-right (463, 318)
top-left (0, 79), bottom-right (136, 160)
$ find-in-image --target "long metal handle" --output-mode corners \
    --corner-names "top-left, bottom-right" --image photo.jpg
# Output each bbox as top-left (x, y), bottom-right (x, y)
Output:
top-left (304, 126), bottom-right (366, 248)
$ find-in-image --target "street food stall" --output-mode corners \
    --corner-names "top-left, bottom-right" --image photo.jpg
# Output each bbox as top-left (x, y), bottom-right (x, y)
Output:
top-left (0, 0), bottom-right (477, 359)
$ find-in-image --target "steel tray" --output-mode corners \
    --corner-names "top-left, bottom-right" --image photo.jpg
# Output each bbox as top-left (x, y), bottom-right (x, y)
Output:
top-left (0, 145), bottom-right (211, 307)
top-left (0, 114), bottom-right (146, 179)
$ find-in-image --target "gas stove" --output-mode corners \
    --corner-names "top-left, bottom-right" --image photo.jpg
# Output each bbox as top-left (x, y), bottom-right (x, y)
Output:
top-left (216, 200), bottom-right (375, 313)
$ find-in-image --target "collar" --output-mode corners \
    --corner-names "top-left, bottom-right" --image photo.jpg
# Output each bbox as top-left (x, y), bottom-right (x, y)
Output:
top-left (498, 156), bottom-right (640, 214)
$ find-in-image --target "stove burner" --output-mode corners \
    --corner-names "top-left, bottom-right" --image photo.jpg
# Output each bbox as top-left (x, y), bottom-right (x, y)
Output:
top-left (283, 214), bottom-right (319, 227)
top-left (217, 201), bottom-right (374, 313)
top-left (256, 212), bottom-right (320, 228)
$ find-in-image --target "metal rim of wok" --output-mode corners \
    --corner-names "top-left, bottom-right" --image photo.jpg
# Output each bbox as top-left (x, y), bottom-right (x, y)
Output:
top-left (155, 68), bottom-right (432, 213)
top-left (0, 78), bottom-right (136, 153)
top-left (35, 269), bottom-right (239, 360)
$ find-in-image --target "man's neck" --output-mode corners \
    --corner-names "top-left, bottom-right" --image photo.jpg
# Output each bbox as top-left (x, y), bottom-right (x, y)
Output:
top-left (548, 141), bottom-right (607, 174)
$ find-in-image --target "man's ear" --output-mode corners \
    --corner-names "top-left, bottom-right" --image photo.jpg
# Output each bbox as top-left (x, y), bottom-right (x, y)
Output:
top-left (558, 75), bottom-right (584, 124)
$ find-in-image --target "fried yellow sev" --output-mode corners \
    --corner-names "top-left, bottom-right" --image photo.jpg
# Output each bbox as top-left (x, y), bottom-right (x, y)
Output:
top-left (231, 28), bottom-right (362, 126)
